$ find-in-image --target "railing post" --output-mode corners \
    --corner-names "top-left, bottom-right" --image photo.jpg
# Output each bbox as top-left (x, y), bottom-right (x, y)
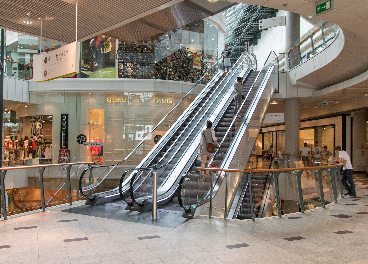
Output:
top-left (337, 166), bottom-right (344, 198)
top-left (317, 169), bottom-right (325, 208)
top-left (88, 166), bottom-right (93, 197)
top-left (39, 167), bottom-right (46, 212)
top-left (330, 167), bottom-right (338, 202)
top-left (224, 172), bottom-right (229, 219)
top-left (152, 172), bottom-right (157, 220)
top-left (248, 173), bottom-right (255, 221)
top-left (273, 172), bottom-right (282, 218)
top-left (67, 165), bottom-right (73, 205)
top-left (296, 170), bottom-right (304, 213)
top-left (209, 171), bottom-right (214, 218)
top-left (1, 170), bottom-right (7, 220)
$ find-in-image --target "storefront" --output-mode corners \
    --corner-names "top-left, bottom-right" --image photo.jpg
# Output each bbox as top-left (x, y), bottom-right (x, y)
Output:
top-left (4, 90), bottom-right (196, 167)
top-left (259, 116), bottom-right (340, 160)
top-left (2, 109), bottom-right (53, 165)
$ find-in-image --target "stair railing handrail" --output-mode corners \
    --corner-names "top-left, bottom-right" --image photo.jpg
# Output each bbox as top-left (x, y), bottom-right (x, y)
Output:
top-left (208, 51), bottom-right (278, 166)
top-left (79, 56), bottom-right (224, 195)
top-left (128, 54), bottom-right (253, 203)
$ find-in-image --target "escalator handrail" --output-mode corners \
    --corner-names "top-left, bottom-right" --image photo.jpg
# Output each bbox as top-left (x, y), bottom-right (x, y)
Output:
top-left (209, 51), bottom-right (278, 166)
top-left (149, 54), bottom-right (252, 188)
top-left (152, 55), bottom-right (250, 169)
top-left (119, 167), bottom-right (153, 206)
top-left (210, 51), bottom-right (278, 167)
top-left (116, 56), bottom-right (224, 167)
top-left (79, 57), bottom-right (223, 196)
top-left (129, 55), bottom-right (253, 204)
top-left (178, 51), bottom-right (278, 211)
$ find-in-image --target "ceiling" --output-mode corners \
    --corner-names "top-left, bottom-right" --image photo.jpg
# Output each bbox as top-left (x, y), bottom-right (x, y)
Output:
top-left (1, 0), bottom-right (368, 117)
top-left (0, 0), bottom-right (232, 43)
top-left (231, 0), bottom-right (368, 117)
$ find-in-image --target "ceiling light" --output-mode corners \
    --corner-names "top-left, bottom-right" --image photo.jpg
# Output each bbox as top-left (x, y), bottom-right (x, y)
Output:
top-left (270, 101), bottom-right (277, 105)
top-left (25, 105), bottom-right (28, 107)
top-left (17, 17), bottom-right (39, 26)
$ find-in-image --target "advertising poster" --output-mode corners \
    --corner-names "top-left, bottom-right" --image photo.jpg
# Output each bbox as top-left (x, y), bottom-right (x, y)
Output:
top-left (193, 54), bottom-right (201, 69)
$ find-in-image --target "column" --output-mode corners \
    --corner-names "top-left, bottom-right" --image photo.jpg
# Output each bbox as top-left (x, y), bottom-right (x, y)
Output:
top-left (352, 110), bottom-right (367, 172)
top-left (285, 98), bottom-right (300, 156)
top-left (285, 12), bottom-right (300, 70)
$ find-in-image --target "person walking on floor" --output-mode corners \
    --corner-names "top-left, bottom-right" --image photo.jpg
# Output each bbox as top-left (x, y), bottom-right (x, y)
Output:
top-left (268, 145), bottom-right (274, 161)
top-left (300, 142), bottom-right (310, 166)
top-left (200, 120), bottom-right (219, 178)
top-left (335, 145), bottom-right (356, 197)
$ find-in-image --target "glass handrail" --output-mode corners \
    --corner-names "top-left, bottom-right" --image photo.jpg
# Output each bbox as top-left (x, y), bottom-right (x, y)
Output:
top-left (188, 162), bottom-right (344, 219)
top-left (126, 53), bottom-right (257, 206)
top-left (179, 51), bottom-right (278, 217)
top-left (79, 56), bottom-right (226, 200)
top-left (279, 22), bottom-right (340, 70)
top-left (0, 162), bottom-right (93, 220)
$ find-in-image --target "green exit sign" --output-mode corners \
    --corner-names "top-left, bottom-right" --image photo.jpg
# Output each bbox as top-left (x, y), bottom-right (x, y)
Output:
top-left (316, 0), bottom-right (332, 15)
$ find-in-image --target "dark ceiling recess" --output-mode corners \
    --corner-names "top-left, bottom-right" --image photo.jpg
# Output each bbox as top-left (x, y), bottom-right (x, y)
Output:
top-left (224, 4), bottom-right (278, 57)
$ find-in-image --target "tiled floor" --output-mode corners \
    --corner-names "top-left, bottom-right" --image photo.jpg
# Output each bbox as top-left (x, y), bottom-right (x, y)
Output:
top-left (1, 174), bottom-right (368, 264)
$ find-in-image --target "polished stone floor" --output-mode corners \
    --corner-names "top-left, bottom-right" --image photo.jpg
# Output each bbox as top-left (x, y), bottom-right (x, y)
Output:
top-left (0, 174), bottom-right (367, 264)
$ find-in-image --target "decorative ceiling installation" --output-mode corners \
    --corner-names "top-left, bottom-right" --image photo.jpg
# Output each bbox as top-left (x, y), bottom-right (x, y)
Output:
top-left (0, 0), bottom-right (175, 43)
top-left (224, 4), bottom-right (277, 51)
top-left (0, 0), bottom-right (233, 43)
top-left (106, 1), bottom-right (212, 43)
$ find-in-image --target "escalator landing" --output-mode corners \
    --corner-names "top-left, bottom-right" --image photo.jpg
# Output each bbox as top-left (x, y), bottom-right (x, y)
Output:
top-left (62, 200), bottom-right (188, 228)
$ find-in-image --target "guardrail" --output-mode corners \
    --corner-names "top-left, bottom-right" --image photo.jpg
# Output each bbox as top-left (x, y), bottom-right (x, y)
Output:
top-left (0, 162), bottom-right (93, 220)
top-left (279, 22), bottom-right (339, 70)
top-left (190, 163), bottom-right (344, 220)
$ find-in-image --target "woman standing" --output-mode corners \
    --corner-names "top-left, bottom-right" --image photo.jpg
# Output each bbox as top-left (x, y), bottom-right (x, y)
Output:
top-left (200, 121), bottom-right (219, 177)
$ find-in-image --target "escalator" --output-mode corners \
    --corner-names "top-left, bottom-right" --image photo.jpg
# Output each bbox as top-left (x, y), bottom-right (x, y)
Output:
top-left (179, 51), bottom-right (279, 219)
top-left (233, 172), bottom-right (272, 220)
top-left (79, 54), bottom-right (256, 207)
top-left (126, 57), bottom-right (254, 212)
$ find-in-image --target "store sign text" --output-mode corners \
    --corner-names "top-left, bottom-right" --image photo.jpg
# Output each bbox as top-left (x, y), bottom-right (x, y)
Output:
top-left (155, 98), bottom-right (173, 105)
top-left (60, 114), bottom-right (68, 149)
top-left (106, 96), bottom-right (173, 105)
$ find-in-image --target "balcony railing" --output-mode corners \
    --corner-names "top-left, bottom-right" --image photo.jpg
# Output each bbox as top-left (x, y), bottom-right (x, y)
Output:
top-left (0, 162), bottom-right (93, 220)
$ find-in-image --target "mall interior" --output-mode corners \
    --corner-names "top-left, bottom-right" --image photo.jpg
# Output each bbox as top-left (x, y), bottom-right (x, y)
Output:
top-left (0, 0), bottom-right (368, 263)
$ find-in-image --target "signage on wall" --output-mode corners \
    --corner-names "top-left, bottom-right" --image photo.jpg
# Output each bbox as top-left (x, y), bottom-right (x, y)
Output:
top-left (58, 148), bottom-right (70, 164)
top-left (60, 114), bottom-right (68, 149)
top-left (263, 113), bottom-right (284, 123)
top-left (33, 41), bottom-right (80, 82)
top-left (193, 54), bottom-right (201, 69)
top-left (259, 16), bottom-right (286, 30)
top-left (316, 0), bottom-right (332, 15)
top-left (83, 141), bottom-right (103, 146)
top-left (155, 98), bottom-right (173, 105)
top-left (77, 134), bottom-right (87, 144)
top-left (106, 95), bottom-right (172, 105)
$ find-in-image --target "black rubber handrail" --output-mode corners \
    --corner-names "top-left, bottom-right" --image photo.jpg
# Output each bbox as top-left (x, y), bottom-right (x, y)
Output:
top-left (79, 58), bottom-right (224, 199)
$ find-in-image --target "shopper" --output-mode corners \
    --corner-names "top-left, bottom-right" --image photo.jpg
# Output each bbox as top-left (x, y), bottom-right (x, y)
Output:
top-left (268, 145), bottom-right (274, 161)
top-left (31, 136), bottom-right (37, 159)
top-left (335, 145), bottom-right (356, 197)
top-left (322, 145), bottom-right (332, 164)
top-left (300, 142), bottom-right (310, 166)
top-left (221, 44), bottom-right (231, 74)
top-left (312, 141), bottom-right (322, 164)
top-left (234, 76), bottom-right (243, 113)
top-left (200, 120), bottom-right (219, 178)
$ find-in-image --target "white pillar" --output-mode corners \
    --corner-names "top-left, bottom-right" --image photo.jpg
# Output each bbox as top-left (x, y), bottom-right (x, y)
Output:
top-left (285, 12), bottom-right (300, 70)
top-left (352, 110), bottom-right (367, 171)
top-left (285, 98), bottom-right (300, 155)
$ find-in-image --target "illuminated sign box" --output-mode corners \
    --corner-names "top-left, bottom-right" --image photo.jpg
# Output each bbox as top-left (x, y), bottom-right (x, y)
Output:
top-left (33, 42), bottom-right (80, 82)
